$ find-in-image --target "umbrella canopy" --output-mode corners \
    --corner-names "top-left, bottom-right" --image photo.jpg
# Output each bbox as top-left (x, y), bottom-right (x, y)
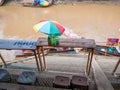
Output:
top-left (33, 20), bottom-right (65, 36)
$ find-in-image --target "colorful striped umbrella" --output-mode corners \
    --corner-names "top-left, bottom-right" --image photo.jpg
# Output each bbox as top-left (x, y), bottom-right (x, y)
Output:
top-left (33, 20), bottom-right (65, 36)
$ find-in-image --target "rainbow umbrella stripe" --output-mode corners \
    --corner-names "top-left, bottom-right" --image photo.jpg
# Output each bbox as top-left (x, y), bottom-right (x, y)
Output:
top-left (33, 21), bottom-right (65, 36)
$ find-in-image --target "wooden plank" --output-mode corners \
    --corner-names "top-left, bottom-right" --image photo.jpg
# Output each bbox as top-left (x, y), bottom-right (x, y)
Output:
top-left (0, 39), bottom-right (36, 50)
top-left (92, 57), bottom-right (114, 90)
top-left (0, 83), bottom-right (70, 90)
top-left (36, 37), bottom-right (96, 48)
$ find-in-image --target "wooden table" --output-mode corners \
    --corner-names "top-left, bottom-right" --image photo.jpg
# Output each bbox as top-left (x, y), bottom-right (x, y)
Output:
top-left (36, 37), bottom-right (96, 76)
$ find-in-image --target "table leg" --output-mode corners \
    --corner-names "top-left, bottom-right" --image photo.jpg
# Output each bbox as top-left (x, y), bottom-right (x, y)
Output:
top-left (41, 46), bottom-right (46, 70)
top-left (37, 47), bottom-right (43, 71)
top-left (112, 58), bottom-right (120, 75)
top-left (87, 49), bottom-right (94, 75)
top-left (0, 53), bottom-right (7, 68)
top-left (105, 47), bottom-right (107, 56)
top-left (85, 49), bottom-right (94, 76)
top-left (85, 49), bottom-right (91, 75)
top-left (33, 50), bottom-right (40, 71)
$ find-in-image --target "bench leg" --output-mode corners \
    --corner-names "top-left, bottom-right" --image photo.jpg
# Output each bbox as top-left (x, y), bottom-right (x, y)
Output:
top-left (112, 58), bottom-right (120, 75)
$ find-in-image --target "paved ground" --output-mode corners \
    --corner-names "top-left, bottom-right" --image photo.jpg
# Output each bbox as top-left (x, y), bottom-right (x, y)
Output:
top-left (4, 52), bottom-right (120, 90)
top-left (95, 55), bottom-right (120, 90)
top-left (5, 52), bottom-right (97, 90)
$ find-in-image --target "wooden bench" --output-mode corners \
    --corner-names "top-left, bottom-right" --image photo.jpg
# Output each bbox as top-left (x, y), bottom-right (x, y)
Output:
top-left (36, 37), bottom-right (96, 75)
top-left (0, 39), bottom-right (41, 71)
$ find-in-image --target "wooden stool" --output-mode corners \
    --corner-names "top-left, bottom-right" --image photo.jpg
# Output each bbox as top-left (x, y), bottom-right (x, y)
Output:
top-left (53, 76), bottom-right (71, 89)
top-left (71, 75), bottom-right (89, 90)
